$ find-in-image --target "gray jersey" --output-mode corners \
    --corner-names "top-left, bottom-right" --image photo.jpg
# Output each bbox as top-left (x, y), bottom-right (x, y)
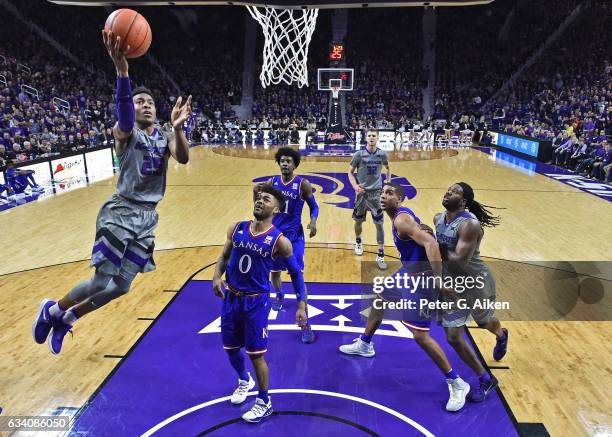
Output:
top-left (116, 126), bottom-right (169, 204)
top-left (435, 211), bottom-right (491, 278)
top-left (350, 147), bottom-right (388, 191)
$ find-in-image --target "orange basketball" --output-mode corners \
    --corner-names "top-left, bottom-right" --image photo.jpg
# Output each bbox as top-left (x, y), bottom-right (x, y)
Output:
top-left (104, 9), bottom-right (152, 59)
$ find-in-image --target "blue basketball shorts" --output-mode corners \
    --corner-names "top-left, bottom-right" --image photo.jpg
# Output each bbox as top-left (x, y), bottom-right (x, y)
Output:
top-left (221, 292), bottom-right (271, 355)
top-left (379, 265), bottom-right (437, 332)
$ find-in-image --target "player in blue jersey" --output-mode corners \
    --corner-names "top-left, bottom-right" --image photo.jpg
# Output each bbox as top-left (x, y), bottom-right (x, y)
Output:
top-left (31, 30), bottom-right (192, 355)
top-left (213, 185), bottom-right (308, 423)
top-left (5, 163), bottom-right (44, 195)
top-left (340, 182), bottom-right (472, 412)
top-left (434, 182), bottom-right (507, 403)
top-left (254, 147), bottom-right (319, 344)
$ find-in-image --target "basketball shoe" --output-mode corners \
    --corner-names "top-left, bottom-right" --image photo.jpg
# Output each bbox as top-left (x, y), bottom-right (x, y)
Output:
top-left (339, 337), bottom-right (375, 357)
top-left (231, 373), bottom-right (255, 405)
top-left (242, 397), bottom-right (273, 423)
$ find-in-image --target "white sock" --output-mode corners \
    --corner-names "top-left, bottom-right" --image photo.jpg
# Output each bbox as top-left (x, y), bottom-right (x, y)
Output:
top-left (48, 303), bottom-right (63, 318)
top-left (62, 310), bottom-right (78, 325)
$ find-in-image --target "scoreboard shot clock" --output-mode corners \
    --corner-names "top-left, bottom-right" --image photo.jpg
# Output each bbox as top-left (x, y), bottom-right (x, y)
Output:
top-left (329, 42), bottom-right (345, 62)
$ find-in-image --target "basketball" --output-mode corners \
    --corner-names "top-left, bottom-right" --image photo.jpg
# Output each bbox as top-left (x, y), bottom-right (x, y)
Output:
top-left (104, 9), bottom-right (152, 59)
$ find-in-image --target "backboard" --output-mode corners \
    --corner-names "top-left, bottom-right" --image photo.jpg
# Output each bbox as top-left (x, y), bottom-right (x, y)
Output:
top-left (317, 68), bottom-right (354, 92)
top-left (47, 0), bottom-right (494, 8)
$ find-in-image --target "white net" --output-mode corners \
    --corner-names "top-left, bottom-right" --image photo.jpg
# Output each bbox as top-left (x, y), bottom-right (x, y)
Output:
top-left (246, 6), bottom-right (319, 88)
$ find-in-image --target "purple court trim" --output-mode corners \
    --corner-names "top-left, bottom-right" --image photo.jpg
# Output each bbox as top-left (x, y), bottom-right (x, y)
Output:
top-left (70, 278), bottom-right (519, 436)
top-left (92, 242), bottom-right (122, 267)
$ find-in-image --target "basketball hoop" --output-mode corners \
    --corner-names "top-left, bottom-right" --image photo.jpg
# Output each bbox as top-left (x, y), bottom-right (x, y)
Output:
top-left (246, 6), bottom-right (319, 88)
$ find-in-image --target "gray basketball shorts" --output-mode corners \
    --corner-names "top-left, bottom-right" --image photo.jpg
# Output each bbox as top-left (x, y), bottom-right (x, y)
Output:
top-left (440, 273), bottom-right (496, 328)
top-left (91, 193), bottom-right (158, 278)
top-left (352, 189), bottom-right (384, 223)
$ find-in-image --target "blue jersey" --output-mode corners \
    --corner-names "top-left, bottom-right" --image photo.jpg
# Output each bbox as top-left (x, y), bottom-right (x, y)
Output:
top-left (5, 168), bottom-right (27, 193)
top-left (226, 221), bottom-right (283, 295)
top-left (271, 175), bottom-right (305, 241)
top-left (5, 168), bottom-right (18, 188)
top-left (392, 207), bottom-right (429, 264)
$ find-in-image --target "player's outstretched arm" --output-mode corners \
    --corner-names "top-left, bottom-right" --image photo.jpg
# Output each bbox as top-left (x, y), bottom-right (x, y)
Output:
top-left (103, 29), bottom-right (133, 155)
top-left (275, 236), bottom-right (307, 326)
top-left (167, 95), bottom-right (192, 164)
top-left (212, 223), bottom-right (236, 299)
top-left (301, 179), bottom-right (318, 238)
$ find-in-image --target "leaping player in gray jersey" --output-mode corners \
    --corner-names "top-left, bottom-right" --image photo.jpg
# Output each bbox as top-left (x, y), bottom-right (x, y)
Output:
top-left (32, 29), bottom-right (193, 355)
top-left (434, 182), bottom-right (509, 403)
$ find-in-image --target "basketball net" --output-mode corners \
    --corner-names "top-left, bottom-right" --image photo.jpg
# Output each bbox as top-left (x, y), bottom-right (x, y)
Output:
top-left (246, 6), bottom-right (319, 88)
top-left (331, 86), bottom-right (340, 99)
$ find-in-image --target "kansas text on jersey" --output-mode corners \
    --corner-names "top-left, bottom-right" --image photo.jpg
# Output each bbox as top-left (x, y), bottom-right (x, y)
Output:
top-left (226, 221), bottom-right (284, 295)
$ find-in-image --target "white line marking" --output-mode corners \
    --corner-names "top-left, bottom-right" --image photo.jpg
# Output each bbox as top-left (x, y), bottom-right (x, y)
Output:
top-left (140, 388), bottom-right (434, 437)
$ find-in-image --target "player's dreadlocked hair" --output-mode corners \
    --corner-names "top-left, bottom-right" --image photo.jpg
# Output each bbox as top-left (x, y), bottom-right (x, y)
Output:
top-left (275, 147), bottom-right (301, 168)
top-left (457, 182), bottom-right (501, 227)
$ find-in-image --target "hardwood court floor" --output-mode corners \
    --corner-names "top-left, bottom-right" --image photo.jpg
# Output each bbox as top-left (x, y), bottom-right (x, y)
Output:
top-left (0, 146), bottom-right (611, 436)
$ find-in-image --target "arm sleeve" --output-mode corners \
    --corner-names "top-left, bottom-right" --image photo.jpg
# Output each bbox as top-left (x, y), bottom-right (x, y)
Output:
top-left (115, 76), bottom-right (135, 133)
top-left (285, 254), bottom-right (306, 302)
top-left (306, 193), bottom-right (319, 219)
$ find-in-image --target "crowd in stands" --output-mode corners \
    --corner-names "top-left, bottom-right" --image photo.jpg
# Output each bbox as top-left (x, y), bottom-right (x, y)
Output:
top-left (1, 0), bottom-right (245, 169)
top-left (0, 47), bottom-right (116, 167)
top-left (487, 1), bottom-right (610, 137)
top-left (435, 0), bottom-right (582, 122)
top-left (485, 0), bottom-right (610, 183)
top-left (550, 132), bottom-right (611, 183)
top-left (1, 0), bottom-right (609, 185)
